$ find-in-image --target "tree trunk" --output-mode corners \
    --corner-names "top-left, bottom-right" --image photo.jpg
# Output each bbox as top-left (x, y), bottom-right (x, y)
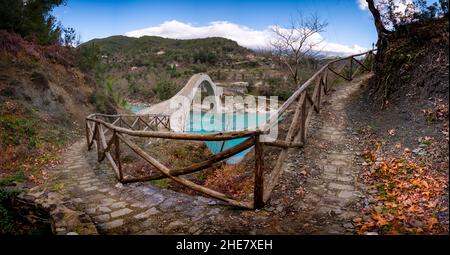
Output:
top-left (366, 0), bottom-right (388, 39)
top-left (366, 0), bottom-right (389, 72)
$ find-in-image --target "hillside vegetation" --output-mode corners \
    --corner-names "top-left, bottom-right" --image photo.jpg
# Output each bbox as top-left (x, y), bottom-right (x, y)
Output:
top-left (79, 35), bottom-right (320, 103)
top-left (80, 36), bottom-right (250, 101)
top-left (367, 17), bottom-right (449, 107)
top-left (0, 31), bottom-right (115, 186)
top-left (348, 16), bottom-right (449, 234)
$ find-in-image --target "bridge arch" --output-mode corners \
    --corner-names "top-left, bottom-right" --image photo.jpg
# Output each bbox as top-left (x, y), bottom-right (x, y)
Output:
top-left (138, 73), bottom-right (222, 132)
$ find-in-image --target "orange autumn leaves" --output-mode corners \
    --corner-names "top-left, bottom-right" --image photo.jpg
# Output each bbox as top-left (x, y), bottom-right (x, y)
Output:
top-left (204, 164), bottom-right (253, 200)
top-left (357, 152), bottom-right (448, 234)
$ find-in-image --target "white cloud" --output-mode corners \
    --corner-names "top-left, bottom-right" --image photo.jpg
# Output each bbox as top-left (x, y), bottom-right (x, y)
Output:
top-left (125, 20), bottom-right (367, 56)
top-left (358, 0), bottom-right (368, 10)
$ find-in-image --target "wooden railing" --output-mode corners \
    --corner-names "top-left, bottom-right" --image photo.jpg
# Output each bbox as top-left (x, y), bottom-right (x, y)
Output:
top-left (258, 50), bottom-right (376, 206)
top-left (85, 50), bottom-right (376, 209)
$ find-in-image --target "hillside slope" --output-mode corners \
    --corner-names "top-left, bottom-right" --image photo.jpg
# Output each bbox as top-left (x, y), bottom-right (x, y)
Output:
top-left (346, 17), bottom-right (449, 234)
top-left (367, 18), bottom-right (449, 107)
top-left (1, 32), bottom-right (98, 125)
top-left (82, 35), bottom-right (251, 66)
top-left (79, 36), bottom-right (254, 102)
top-left (353, 17), bottom-right (449, 148)
top-left (0, 31), bottom-right (108, 183)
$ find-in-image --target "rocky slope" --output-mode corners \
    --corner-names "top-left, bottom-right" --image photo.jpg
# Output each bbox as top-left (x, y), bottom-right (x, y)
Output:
top-left (0, 31), bottom-right (109, 182)
top-left (0, 31), bottom-right (99, 126)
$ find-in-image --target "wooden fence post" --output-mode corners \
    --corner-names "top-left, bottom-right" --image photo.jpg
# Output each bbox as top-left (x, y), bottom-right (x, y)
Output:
top-left (95, 124), bottom-right (102, 161)
top-left (317, 76), bottom-right (323, 113)
top-left (254, 135), bottom-right (264, 208)
top-left (114, 131), bottom-right (123, 181)
top-left (349, 58), bottom-right (353, 80)
top-left (370, 52), bottom-right (375, 71)
top-left (85, 122), bottom-right (90, 149)
top-left (300, 96), bottom-right (307, 143)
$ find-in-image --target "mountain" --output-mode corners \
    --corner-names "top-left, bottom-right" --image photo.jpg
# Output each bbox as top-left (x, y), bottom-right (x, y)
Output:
top-left (78, 36), bottom-right (258, 103)
top-left (83, 35), bottom-right (251, 61)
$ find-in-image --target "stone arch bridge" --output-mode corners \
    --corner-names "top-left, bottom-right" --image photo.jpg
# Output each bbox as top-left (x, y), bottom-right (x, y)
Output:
top-left (138, 73), bottom-right (222, 132)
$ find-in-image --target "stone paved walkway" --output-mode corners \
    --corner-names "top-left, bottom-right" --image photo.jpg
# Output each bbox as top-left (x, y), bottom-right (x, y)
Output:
top-left (278, 74), bottom-right (373, 234)
top-left (45, 141), bottom-right (231, 234)
top-left (30, 74), bottom-right (372, 234)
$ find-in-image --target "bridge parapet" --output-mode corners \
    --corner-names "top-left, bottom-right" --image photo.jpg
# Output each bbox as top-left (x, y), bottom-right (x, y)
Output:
top-left (138, 73), bottom-right (223, 132)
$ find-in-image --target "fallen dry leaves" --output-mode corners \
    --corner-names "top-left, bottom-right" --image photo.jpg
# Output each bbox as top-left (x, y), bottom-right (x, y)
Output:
top-left (356, 127), bottom-right (448, 235)
top-left (204, 164), bottom-right (254, 199)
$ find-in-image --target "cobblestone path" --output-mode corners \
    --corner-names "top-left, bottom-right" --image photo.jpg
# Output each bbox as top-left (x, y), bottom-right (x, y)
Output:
top-left (33, 74), bottom-right (372, 234)
top-left (273, 74), bottom-right (373, 234)
top-left (45, 141), bottom-right (230, 234)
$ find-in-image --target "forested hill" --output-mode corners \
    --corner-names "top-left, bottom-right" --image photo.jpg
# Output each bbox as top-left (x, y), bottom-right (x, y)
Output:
top-left (77, 36), bottom-right (258, 103)
top-left (81, 35), bottom-right (252, 67)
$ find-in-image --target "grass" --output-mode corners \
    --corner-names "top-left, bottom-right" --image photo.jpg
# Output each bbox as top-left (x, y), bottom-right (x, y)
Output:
top-left (0, 171), bottom-right (26, 186)
top-left (0, 179), bottom-right (20, 234)
top-left (149, 179), bottom-right (171, 188)
top-left (0, 101), bottom-right (73, 234)
top-left (51, 182), bottom-right (65, 192)
top-left (1, 101), bottom-right (71, 177)
top-left (0, 115), bottom-right (38, 148)
top-left (35, 151), bottom-right (62, 165)
top-left (420, 139), bottom-right (433, 146)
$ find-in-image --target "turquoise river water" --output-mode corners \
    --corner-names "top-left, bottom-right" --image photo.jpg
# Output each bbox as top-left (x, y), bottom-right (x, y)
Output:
top-left (185, 112), bottom-right (269, 164)
top-left (129, 106), bottom-right (269, 164)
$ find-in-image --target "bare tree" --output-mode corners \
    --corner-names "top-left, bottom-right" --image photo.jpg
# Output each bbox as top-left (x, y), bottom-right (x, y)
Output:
top-left (366, 0), bottom-right (395, 65)
top-left (367, 0), bottom-right (416, 34)
top-left (269, 12), bottom-right (328, 86)
top-left (366, 0), bottom-right (389, 38)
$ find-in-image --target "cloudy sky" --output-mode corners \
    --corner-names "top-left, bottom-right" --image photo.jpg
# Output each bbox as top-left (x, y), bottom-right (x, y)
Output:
top-left (54, 0), bottom-right (381, 55)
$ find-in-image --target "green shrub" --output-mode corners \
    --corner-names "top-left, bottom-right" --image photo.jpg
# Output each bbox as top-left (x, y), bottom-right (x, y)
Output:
top-left (0, 171), bottom-right (26, 187)
top-left (340, 66), bottom-right (354, 80)
top-left (0, 116), bottom-right (38, 148)
top-left (0, 187), bottom-right (17, 234)
top-left (149, 179), bottom-right (170, 188)
top-left (167, 65), bottom-right (181, 78)
top-left (258, 77), bottom-right (293, 101)
top-left (78, 43), bottom-right (101, 73)
top-left (191, 64), bottom-right (207, 73)
top-left (193, 51), bottom-right (218, 65)
top-left (90, 90), bottom-right (117, 114)
top-left (153, 79), bottom-right (177, 100)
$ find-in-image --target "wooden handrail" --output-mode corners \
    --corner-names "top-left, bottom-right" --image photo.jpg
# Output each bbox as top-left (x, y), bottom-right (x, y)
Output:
top-left (87, 116), bottom-right (260, 141)
top-left (116, 133), bottom-right (253, 209)
top-left (261, 49), bottom-right (376, 131)
top-left (121, 137), bottom-right (255, 182)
